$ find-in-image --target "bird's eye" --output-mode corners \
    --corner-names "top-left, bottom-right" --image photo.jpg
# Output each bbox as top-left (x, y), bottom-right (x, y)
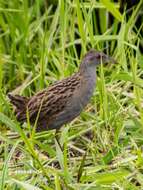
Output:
top-left (95, 53), bottom-right (101, 59)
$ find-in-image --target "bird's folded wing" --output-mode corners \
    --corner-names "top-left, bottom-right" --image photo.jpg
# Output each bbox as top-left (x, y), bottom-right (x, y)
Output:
top-left (27, 74), bottom-right (80, 122)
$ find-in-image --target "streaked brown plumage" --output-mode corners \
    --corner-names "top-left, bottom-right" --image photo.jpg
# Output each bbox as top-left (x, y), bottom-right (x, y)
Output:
top-left (8, 50), bottom-right (116, 131)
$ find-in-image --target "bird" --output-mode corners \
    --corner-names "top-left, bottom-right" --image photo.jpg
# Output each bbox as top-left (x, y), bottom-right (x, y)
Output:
top-left (8, 50), bottom-right (116, 132)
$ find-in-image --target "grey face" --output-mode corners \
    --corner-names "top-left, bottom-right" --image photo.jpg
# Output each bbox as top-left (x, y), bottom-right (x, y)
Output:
top-left (83, 50), bottom-right (116, 66)
top-left (79, 49), bottom-right (116, 72)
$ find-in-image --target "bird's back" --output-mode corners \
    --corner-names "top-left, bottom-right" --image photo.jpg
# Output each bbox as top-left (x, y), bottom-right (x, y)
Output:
top-left (26, 73), bottom-right (81, 131)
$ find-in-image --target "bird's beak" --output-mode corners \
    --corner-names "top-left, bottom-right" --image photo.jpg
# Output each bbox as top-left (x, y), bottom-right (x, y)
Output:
top-left (102, 54), bottom-right (117, 64)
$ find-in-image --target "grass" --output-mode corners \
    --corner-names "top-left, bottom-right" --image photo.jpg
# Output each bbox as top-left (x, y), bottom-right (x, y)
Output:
top-left (0, 0), bottom-right (143, 189)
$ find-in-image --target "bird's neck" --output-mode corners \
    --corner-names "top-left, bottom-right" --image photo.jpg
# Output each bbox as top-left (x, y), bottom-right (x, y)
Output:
top-left (79, 64), bottom-right (96, 80)
top-left (76, 66), bottom-right (96, 108)
top-left (79, 65), bottom-right (96, 95)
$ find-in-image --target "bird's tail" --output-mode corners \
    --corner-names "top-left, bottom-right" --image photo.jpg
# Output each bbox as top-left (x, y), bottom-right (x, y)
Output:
top-left (8, 93), bottom-right (29, 122)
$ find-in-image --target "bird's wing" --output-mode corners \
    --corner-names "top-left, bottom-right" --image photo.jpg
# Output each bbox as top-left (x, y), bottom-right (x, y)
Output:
top-left (27, 73), bottom-right (81, 122)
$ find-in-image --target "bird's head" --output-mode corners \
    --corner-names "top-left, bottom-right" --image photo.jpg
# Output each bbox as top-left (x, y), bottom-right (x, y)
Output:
top-left (79, 49), bottom-right (116, 71)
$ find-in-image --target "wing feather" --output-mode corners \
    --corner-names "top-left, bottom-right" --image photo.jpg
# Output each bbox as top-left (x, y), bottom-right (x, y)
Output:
top-left (27, 74), bottom-right (81, 124)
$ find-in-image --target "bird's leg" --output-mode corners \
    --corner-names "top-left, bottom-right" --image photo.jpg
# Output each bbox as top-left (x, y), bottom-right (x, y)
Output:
top-left (55, 129), bottom-right (63, 151)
